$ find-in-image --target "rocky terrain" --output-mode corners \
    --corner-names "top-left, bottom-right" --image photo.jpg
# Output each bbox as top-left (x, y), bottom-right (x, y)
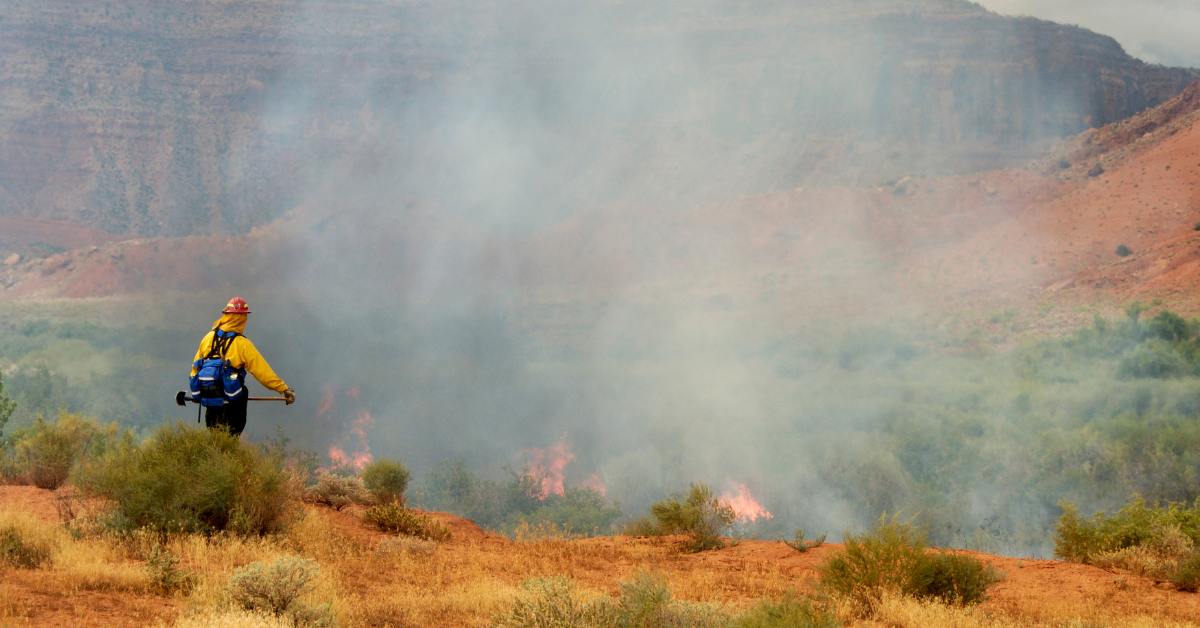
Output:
top-left (1, 0), bottom-right (1197, 239)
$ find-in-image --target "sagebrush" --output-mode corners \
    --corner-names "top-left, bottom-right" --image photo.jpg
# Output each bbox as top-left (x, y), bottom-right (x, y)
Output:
top-left (303, 472), bottom-right (371, 511)
top-left (227, 555), bottom-right (334, 626)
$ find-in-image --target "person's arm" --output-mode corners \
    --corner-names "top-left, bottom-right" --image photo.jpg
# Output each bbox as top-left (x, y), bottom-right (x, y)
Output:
top-left (232, 337), bottom-right (290, 394)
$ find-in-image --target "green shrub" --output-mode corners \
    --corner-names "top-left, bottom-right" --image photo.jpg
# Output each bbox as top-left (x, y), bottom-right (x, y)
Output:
top-left (79, 422), bottom-right (292, 535)
top-left (914, 552), bottom-right (1002, 606)
top-left (362, 501), bottom-right (452, 542)
top-left (228, 555), bottom-right (333, 626)
top-left (303, 472), bottom-right (370, 511)
top-left (627, 483), bottom-right (736, 552)
top-left (145, 544), bottom-right (196, 595)
top-left (1117, 341), bottom-right (1190, 379)
top-left (0, 525), bottom-right (52, 569)
top-left (736, 594), bottom-right (837, 628)
top-left (783, 527), bottom-right (826, 553)
top-left (1171, 553), bottom-right (1200, 592)
top-left (1054, 497), bottom-right (1200, 564)
top-left (818, 514), bottom-right (928, 610)
top-left (361, 458), bottom-right (411, 505)
top-left (14, 412), bottom-right (102, 489)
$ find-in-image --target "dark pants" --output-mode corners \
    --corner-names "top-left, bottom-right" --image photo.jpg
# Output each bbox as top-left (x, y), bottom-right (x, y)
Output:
top-left (205, 394), bottom-right (249, 436)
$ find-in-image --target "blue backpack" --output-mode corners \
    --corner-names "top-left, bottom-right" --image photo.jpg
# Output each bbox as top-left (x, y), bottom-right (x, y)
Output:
top-left (190, 329), bottom-right (247, 407)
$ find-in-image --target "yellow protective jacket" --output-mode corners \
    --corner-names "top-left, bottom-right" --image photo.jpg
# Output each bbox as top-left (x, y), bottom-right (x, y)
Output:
top-left (190, 313), bottom-right (289, 394)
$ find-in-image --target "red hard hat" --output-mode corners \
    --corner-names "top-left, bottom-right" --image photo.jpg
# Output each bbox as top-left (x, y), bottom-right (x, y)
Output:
top-left (223, 297), bottom-right (251, 314)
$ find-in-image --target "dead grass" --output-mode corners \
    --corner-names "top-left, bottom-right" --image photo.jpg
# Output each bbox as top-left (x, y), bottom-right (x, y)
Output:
top-left (4, 498), bottom-right (1200, 628)
top-left (864, 593), bottom-right (1200, 628)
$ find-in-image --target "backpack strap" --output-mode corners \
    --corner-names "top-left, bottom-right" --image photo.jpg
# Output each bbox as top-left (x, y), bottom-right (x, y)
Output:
top-left (206, 329), bottom-right (240, 361)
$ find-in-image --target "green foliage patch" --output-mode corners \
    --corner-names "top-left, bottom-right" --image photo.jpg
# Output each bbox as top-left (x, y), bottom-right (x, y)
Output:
top-left (818, 514), bottom-right (1000, 612)
top-left (361, 457), bottom-right (411, 505)
top-left (79, 422), bottom-right (292, 535)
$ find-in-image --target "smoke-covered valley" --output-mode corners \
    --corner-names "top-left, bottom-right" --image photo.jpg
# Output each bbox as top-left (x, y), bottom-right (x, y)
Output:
top-left (3, 0), bottom-right (1200, 557)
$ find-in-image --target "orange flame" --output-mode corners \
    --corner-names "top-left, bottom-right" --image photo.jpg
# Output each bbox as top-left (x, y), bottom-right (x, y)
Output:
top-left (721, 483), bottom-right (772, 523)
top-left (320, 385), bottom-right (374, 471)
top-left (519, 439), bottom-right (575, 498)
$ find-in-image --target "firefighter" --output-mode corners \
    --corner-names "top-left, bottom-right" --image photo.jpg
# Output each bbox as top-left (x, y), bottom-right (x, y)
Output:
top-left (190, 297), bottom-right (295, 435)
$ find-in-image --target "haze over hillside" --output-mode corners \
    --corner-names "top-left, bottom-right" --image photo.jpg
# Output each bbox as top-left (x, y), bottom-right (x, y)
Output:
top-left (0, 0), bottom-right (1197, 237)
top-left (4, 0), bottom-right (1200, 558)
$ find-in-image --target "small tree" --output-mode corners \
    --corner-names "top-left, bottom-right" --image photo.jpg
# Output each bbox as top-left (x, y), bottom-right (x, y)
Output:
top-left (1125, 301), bottom-right (1150, 326)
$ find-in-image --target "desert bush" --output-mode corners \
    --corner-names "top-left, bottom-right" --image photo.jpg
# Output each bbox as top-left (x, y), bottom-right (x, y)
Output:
top-left (11, 412), bottom-right (108, 489)
top-left (1054, 497), bottom-right (1200, 564)
top-left (626, 483), bottom-right (736, 552)
top-left (361, 501), bottom-right (451, 542)
top-left (784, 527), bottom-right (826, 553)
top-left (1116, 244), bottom-right (1132, 257)
top-left (599, 572), bottom-right (730, 627)
top-left (303, 472), bottom-right (370, 511)
top-left (1092, 523), bottom-right (1194, 580)
top-left (736, 594), bottom-right (837, 628)
top-left (818, 514), bottom-right (929, 611)
top-left (360, 458), bottom-right (410, 505)
top-left (1171, 553), bottom-right (1200, 592)
top-left (228, 555), bottom-right (334, 626)
top-left (913, 552), bottom-right (1001, 606)
top-left (145, 544), bottom-right (196, 595)
top-left (819, 514), bottom-right (1000, 613)
top-left (78, 422), bottom-right (291, 535)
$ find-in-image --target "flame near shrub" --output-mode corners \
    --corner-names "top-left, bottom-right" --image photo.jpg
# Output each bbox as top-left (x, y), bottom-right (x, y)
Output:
top-left (624, 483), bottom-right (736, 552)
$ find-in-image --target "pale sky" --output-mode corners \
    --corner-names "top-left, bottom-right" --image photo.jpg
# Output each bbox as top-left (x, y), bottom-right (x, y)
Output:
top-left (975, 0), bottom-right (1200, 68)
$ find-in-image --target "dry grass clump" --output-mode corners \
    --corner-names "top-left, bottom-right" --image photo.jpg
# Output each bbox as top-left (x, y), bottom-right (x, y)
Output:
top-left (863, 593), bottom-right (1200, 628)
top-left (303, 473), bottom-right (371, 511)
top-left (170, 609), bottom-right (296, 628)
top-left (494, 573), bottom-right (836, 628)
top-left (375, 535), bottom-right (436, 558)
top-left (0, 510), bottom-right (54, 568)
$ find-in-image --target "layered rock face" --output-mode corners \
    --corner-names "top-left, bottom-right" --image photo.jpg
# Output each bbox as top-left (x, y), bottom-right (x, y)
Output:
top-left (0, 0), bottom-right (1196, 237)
